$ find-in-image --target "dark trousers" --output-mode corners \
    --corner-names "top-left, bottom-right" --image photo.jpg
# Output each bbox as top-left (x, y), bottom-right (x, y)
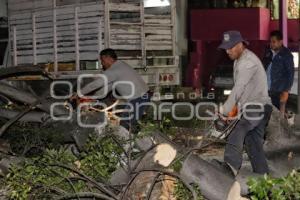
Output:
top-left (224, 104), bottom-right (273, 174)
top-left (269, 91), bottom-right (281, 110)
top-left (119, 92), bottom-right (151, 131)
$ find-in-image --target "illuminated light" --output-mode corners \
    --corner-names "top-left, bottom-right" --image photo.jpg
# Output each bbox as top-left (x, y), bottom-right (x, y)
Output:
top-left (144, 0), bottom-right (170, 8)
top-left (224, 90), bottom-right (232, 96)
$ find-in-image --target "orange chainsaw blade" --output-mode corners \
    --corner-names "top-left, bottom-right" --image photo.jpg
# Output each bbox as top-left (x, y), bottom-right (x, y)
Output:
top-left (228, 105), bottom-right (238, 118)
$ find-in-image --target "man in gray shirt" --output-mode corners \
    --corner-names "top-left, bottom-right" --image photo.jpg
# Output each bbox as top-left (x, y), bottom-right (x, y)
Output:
top-left (219, 31), bottom-right (272, 175)
top-left (79, 48), bottom-right (150, 131)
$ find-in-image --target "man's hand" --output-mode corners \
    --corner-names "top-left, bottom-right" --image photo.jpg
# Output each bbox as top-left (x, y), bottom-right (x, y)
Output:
top-left (280, 91), bottom-right (289, 117)
top-left (280, 91), bottom-right (289, 103)
top-left (69, 93), bottom-right (78, 101)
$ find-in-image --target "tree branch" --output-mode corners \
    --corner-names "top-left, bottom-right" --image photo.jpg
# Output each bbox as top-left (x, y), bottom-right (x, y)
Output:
top-left (49, 164), bottom-right (117, 200)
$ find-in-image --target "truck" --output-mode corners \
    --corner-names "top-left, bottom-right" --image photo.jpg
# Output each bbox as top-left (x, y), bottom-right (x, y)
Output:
top-left (4, 0), bottom-right (180, 88)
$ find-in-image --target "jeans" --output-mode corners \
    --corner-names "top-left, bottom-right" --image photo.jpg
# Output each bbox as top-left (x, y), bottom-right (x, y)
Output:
top-left (269, 91), bottom-right (281, 110)
top-left (119, 92), bottom-right (151, 131)
top-left (224, 104), bottom-right (273, 174)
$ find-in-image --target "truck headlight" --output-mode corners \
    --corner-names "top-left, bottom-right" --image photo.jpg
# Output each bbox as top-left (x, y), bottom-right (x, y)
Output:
top-left (224, 90), bottom-right (231, 96)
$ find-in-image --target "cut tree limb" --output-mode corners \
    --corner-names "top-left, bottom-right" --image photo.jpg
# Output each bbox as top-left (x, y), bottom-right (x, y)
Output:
top-left (0, 108), bottom-right (50, 123)
top-left (0, 101), bottom-right (40, 137)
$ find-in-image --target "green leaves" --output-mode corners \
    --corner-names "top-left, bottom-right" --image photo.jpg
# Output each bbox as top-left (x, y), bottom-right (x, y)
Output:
top-left (4, 134), bottom-right (123, 200)
top-left (174, 181), bottom-right (204, 200)
top-left (247, 170), bottom-right (300, 200)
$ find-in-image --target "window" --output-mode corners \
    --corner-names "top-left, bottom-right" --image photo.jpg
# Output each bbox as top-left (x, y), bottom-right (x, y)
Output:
top-left (272, 0), bottom-right (300, 19)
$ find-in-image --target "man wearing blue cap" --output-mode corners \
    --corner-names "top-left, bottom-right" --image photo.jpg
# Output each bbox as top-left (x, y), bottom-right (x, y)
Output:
top-left (218, 31), bottom-right (273, 175)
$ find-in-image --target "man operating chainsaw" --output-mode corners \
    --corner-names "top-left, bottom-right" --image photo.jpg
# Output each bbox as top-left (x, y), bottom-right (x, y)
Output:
top-left (218, 31), bottom-right (273, 175)
top-left (75, 48), bottom-right (150, 131)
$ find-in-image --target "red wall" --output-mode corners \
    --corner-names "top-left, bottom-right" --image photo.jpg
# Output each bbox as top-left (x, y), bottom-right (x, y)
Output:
top-left (190, 8), bottom-right (271, 41)
top-left (270, 19), bottom-right (300, 51)
top-left (186, 8), bottom-right (299, 89)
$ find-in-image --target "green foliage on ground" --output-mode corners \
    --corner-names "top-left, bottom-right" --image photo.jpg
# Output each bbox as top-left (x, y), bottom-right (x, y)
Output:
top-left (248, 170), bottom-right (300, 200)
top-left (174, 181), bottom-right (204, 200)
top-left (4, 135), bottom-right (123, 200)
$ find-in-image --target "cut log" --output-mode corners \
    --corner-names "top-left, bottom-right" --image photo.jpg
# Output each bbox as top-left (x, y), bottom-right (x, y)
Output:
top-left (123, 171), bottom-right (177, 200)
top-left (180, 154), bottom-right (236, 200)
top-left (0, 108), bottom-right (50, 123)
top-left (0, 81), bottom-right (68, 116)
top-left (153, 144), bottom-right (177, 167)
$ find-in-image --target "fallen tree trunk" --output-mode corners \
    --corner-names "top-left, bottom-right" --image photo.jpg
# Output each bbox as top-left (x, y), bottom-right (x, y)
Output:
top-left (0, 65), bottom-right (48, 80)
top-left (0, 81), bottom-right (68, 116)
top-left (180, 154), bottom-right (238, 200)
top-left (0, 109), bottom-right (50, 123)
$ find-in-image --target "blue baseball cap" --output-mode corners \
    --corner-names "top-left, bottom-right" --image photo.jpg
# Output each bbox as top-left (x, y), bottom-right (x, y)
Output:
top-left (218, 31), bottom-right (249, 50)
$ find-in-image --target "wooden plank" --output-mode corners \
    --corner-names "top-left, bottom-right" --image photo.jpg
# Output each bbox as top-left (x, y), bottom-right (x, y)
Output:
top-left (146, 46), bottom-right (172, 50)
top-left (13, 26), bottom-right (18, 66)
top-left (78, 11), bottom-right (104, 18)
top-left (98, 19), bottom-right (103, 54)
top-left (144, 19), bottom-right (171, 24)
top-left (109, 3), bottom-right (140, 12)
top-left (17, 46), bottom-right (96, 56)
top-left (9, 1), bottom-right (34, 12)
top-left (78, 3), bottom-right (104, 13)
top-left (32, 14), bottom-right (37, 65)
top-left (10, 18), bottom-right (32, 26)
top-left (79, 52), bottom-right (99, 61)
top-left (104, 0), bottom-right (110, 48)
top-left (111, 34), bottom-right (140, 40)
top-left (111, 40), bottom-right (141, 45)
top-left (171, 0), bottom-right (176, 59)
top-left (17, 48), bottom-right (53, 55)
top-left (146, 35), bottom-right (172, 40)
top-left (146, 41), bottom-right (172, 45)
top-left (144, 14), bottom-right (171, 19)
top-left (9, 0), bottom-right (52, 12)
top-left (78, 17), bottom-right (103, 24)
top-left (14, 34), bottom-right (33, 41)
top-left (17, 55), bottom-right (34, 64)
top-left (14, 23), bottom-right (33, 31)
top-left (110, 29), bottom-right (141, 35)
top-left (110, 44), bottom-right (141, 50)
top-left (17, 52), bottom-right (101, 64)
top-left (75, 7), bottom-right (80, 71)
top-left (144, 27), bottom-right (171, 35)
top-left (53, 0), bottom-right (58, 72)
top-left (9, 12), bottom-right (32, 20)
top-left (35, 10), bottom-right (53, 18)
top-left (18, 43), bottom-right (104, 55)
top-left (13, 27), bottom-right (101, 41)
top-left (14, 28), bottom-right (87, 39)
top-left (56, 19), bottom-right (75, 27)
top-left (80, 40), bottom-right (104, 46)
top-left (19, 41), bottom-right (75, 49)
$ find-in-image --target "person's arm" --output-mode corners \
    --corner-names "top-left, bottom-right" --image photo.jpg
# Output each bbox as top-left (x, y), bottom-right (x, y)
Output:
top-left (79, 70), bottom-right (117, 96)
top-left (222, 61), bottom-right (257, 116)
top-left (284, 53), bottom-right (295, 91)
top-left (93, 83), bottom-right (113, 97)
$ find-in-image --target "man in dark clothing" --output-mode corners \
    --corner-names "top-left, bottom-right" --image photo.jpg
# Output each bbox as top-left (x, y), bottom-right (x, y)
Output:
top-left (263, 30), bottom-right (294, 116)
top-left (78, 48), bottom-right (150, 131)
top-left (219, 30), bottom-right (272, 175)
